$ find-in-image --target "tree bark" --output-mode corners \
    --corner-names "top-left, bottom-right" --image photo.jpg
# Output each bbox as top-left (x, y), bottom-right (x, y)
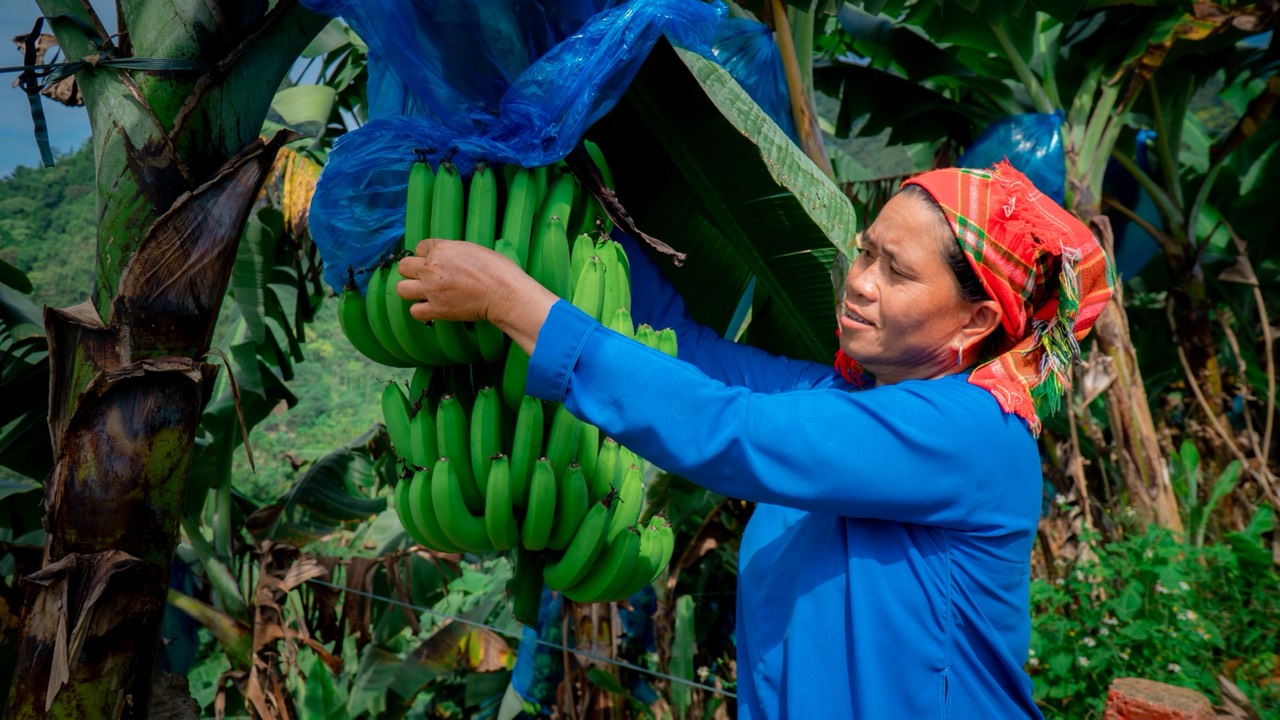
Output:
top-left (1085, 214), bottom-right (1183, 533)
top-left (7, 1), bottom-right (324, 717)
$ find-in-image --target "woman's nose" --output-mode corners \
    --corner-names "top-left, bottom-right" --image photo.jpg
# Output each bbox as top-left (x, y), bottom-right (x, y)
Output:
top-left (846, 263), bottom-right (875, 301)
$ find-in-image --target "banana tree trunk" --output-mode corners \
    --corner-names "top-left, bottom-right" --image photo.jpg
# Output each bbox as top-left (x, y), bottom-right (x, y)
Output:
top-left (6, 2), bottom-right (323, 717)
top-left (1081, 213), bottom-right (1183, 533)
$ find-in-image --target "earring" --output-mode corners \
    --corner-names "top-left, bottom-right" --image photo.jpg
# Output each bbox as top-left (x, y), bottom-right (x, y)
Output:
top-left (956, 340), bottom-right (964, 367)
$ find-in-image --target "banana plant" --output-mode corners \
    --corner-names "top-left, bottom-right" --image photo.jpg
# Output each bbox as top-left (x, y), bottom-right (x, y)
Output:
top-left (6, 0), bottom-right (327, 715)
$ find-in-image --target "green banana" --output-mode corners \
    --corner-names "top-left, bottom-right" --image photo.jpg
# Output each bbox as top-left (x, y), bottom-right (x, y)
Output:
top-left (607, 306), bottom-right (634, 339)
top-left (468, 162), bottom-right (507, 362)
top-left (535, 169), bottom-right (579, 243)
top-left (408, 468), bottom-right (464, 553)
top-left (431, 159), bottom-right (464, 238)
top-left (465, 161), bottom-right (498, 249)
top-left (614, 516), bottom-right (666, 600)
top-left (430, 457), bottom-right (493, 552)
top-left (577, 421), bottom-right (600, 485)
top-left (607, 461), bottom-right (644, 542)
top-left (469, 386), bottom-right (503, 497)
top-left (657, 328), bottom-right (678, 358)
top-left (364, 264), bottom-right (417, 364)
top-left (385, 263), bottom-right (449, 366)
top-left (404, 159), bottom-right (434, 252)
top-left (409, 366), bottom-right (435, 410)
top-left (544, 402), bottom-right (581, 480)
top-left (610, 240), bottom-right (631, 310)
top-left (429, 159), bottom-right (481, 364)
top-left (569, 233), bottom-right (595, 293)
top-left (393, 472), bottom-right (436, 549)
top-left (647, 517), bottom-right (675, 585)
top-left (591, 437), bottom-right (620, 504)
top-left (436, 394), bottom-right (482, 513)
top-left (509, 395), bottom-right (544, 507)
top-left (634, 323), bottom-right (658, 351)
top-left (500, 167), bottom-right (538, 267)
top-left (520, 458), bottom-right (558, 551)
top-left (616, 447), bottom-right (640, 486)
top-left (501, 341), bottom-right (530, 412)
top-left (381, 381), bottom-right (414, 462)
top-left (337, 281), bottom-right (414, 367)
top-left (531, 217), bottom-right (572, 300)
top-left (562, 524), bottom-right (642, 604)
top-left (547, 462), bottom-right (589, 551)
top-left (407, 402), bottom-right (439, 470)
top-left (543, 497), bottom-right (613, 591)
top-left (570, 255), bottom-right (605, 323)
top-left (598, 240), bottom-right (624, 329)
top-left (484, 454), bottom-right (520, 550)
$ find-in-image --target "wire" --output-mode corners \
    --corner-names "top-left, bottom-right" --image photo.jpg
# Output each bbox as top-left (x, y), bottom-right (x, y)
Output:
top-left (304, 577), bottom-right (737, 699)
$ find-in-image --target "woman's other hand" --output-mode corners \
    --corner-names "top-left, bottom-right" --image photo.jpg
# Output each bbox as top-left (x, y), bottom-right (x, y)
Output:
top-left (396, 239), bottom-right (557, 353)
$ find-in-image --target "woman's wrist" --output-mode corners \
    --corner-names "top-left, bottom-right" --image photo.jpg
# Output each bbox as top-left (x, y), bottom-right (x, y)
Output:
top-left (490, 269), bottom-right (558, 355)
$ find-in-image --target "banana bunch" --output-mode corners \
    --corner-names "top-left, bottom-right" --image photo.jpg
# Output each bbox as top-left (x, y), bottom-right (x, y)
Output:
top-left (341, 148), bottom-right (684, 622)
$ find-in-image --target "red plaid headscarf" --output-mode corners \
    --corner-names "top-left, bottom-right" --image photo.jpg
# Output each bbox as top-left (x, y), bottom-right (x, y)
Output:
top-left (836, 161), bottom-right (1115, 435)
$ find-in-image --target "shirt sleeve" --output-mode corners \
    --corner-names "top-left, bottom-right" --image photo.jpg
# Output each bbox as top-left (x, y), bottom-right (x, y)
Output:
top-left (617, 231), bottom-right (845, 394)
top-left (528, 300), bottom-right (1041, 531)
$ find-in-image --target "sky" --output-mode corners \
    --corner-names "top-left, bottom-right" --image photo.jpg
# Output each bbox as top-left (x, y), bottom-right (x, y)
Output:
top-left (0, 2), bottom-right (117, 178)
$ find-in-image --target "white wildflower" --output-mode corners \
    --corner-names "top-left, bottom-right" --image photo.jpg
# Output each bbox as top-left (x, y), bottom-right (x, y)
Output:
top-left (1167, 662), bottom-right (1181, 674)
top-left (1078, 656), bottom-right (1090, 667)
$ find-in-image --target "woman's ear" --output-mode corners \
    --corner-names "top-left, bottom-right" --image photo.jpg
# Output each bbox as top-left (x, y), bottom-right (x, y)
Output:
top-left (960, 299), bottom-right (1002, 349)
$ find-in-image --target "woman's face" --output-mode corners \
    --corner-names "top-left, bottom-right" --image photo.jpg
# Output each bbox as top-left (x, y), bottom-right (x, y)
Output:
top-left (838, 191), bottom-right (981, 385)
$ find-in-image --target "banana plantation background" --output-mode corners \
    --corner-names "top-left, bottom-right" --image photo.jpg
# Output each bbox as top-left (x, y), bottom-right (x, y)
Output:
top-left (0, 0), bottom-right (1277, 718)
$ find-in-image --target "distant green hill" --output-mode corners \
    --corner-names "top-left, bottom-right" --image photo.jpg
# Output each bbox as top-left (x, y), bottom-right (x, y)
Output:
top-left (0, 143), bottom-right (97, 310)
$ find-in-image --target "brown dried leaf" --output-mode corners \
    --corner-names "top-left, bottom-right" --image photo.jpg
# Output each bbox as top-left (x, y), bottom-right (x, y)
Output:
top-left (464, 628), bottom-right (514, 672)
top-left (25, 550), bottom-right (143, 711)
top-left (340, 557), bottom-right (380, 648)
top-left (1216, 674), bottom-right (1260, 719)
top-left (1218, 255), bottom-right (1259, 286)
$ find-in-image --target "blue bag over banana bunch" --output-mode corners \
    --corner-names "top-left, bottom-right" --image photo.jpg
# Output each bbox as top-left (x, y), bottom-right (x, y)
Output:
top-left (300, 0), bottom-right (725, 294)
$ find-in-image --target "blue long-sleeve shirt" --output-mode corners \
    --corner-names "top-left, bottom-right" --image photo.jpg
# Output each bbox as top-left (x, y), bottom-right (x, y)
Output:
top-left (525, 235), bottom-right (1045, 719)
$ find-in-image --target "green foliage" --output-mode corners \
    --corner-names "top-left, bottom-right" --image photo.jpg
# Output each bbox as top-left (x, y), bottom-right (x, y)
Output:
top-left (0, 143), bottom-right (96, 310)
top-left (1029, 516), bottom-right (1280, 718)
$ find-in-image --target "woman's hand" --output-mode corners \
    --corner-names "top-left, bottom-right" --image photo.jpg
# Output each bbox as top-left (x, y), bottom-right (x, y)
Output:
top-left (396, 239), bottom-right (557, 354)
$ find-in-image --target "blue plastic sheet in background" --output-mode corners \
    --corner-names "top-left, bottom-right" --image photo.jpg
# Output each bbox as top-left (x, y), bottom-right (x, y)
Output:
top-left (957, 110), bottom-right (1067, 205)
top-left (300, 0), bottom-right (725, 293)
top-left (713, 17), bottom-right (798, 144)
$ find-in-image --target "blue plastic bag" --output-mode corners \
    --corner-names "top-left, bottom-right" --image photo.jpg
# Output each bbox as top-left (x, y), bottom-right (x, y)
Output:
top-left (301, 0), bottom-right (725, 292)
top-left (957, 110), bottom-right (1067, 205)
top-left (713, 18), bottom-right (797, 143)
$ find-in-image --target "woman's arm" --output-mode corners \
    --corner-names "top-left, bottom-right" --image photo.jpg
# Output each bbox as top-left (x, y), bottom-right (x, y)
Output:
top-left (397, 242), bottom-right (1036, 528)
top-left (618, 232), bottom-right (846, 394)
top-left (528, 300), bottom-right (1042, 531)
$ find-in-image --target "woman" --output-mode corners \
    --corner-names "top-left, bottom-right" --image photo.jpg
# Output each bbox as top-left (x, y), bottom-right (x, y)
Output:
top-left (396, 161), bottom-right (1114, 718)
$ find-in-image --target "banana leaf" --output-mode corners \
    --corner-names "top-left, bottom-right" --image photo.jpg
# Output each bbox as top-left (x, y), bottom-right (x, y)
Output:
top-left (590, 39), bottom-right (857, 363)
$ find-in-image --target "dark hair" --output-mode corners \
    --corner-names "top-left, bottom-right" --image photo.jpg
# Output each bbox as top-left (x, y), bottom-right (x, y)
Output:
top-left (897, 184), bottom-right (988, 304)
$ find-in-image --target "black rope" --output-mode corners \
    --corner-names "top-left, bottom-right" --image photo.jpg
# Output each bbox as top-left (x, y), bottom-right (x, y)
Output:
top-left (5, 17), bottom-right (213, 168)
